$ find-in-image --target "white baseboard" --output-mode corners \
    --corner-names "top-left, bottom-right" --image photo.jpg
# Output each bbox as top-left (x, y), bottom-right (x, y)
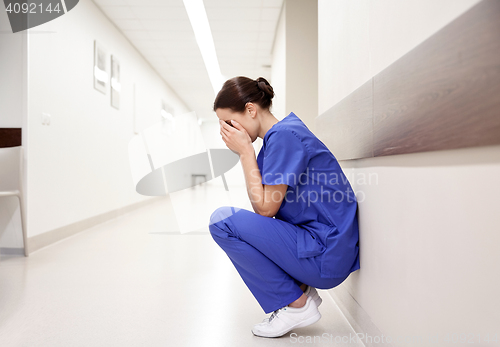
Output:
top-left (26, 196), bottom-right (166, 255)
top-left (327, 284), bottom-right (393, 347)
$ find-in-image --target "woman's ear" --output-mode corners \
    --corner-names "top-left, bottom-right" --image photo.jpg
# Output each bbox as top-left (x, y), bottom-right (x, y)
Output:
top-left (246, 102), bottom-right (256, 118)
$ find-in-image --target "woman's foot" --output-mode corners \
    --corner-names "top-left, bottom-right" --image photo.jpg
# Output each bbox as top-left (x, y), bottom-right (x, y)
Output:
top-left (252, 296), bottom-right (321, 338)
top-left (288, 293), bottom-right (307, 308)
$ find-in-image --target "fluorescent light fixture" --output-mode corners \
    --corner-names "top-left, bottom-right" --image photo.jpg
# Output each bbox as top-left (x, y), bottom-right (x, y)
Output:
top-left (183, 0), bottom-right (224, 95)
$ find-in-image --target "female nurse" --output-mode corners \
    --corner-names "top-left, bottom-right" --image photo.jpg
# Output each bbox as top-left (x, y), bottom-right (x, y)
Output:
top-left (209, 76), bottom-right (360, 338)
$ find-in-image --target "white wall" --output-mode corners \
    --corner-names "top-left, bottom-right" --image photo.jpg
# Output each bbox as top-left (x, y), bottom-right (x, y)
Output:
top-left (317, 1), bottom-right (499, 344)
top-left (338, 145), bottom-right (500, 344)
top-left (318, 0), bottom-right (482, 114)
top-left (270, 5), bottom-right (286, 121)
top-left (270, 0), bottom-right (317, 130)
top-left (1, 0), bottom-right (191, 245)
top-left (285, 0), bottom-right (317, 131)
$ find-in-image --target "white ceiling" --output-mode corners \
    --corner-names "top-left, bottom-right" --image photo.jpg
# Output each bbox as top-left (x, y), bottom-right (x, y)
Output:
top-left (93, 0), bottom-right (283, 121)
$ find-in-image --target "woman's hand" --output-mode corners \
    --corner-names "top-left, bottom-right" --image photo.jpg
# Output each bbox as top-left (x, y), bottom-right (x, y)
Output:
top-left (220, 120), bottom-right (253, 157)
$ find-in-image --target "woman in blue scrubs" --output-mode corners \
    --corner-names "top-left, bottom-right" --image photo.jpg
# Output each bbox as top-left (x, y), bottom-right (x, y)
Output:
top-left (209, 76), bottom-right (360, 338)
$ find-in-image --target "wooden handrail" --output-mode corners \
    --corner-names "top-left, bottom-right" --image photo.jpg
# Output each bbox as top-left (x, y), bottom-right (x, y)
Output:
top-left (0, 128), bottom-right (22, 148)
top-left (316, 0), bottom-right (500, 160)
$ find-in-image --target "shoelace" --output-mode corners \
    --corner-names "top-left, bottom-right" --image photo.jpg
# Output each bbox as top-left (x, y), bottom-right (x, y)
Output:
top-left (266, 306), bottom-right (287, 323)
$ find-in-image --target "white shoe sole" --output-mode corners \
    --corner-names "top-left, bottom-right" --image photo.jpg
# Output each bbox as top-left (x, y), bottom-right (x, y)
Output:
top-left (252, 311), bottom-right (322, 338)
top-left (294, 310), bottom-right (322, 329)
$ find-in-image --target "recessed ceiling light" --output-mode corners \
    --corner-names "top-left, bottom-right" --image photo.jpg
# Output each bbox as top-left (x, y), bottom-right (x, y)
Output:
top-left (183, 0), bottom-right (224, 95)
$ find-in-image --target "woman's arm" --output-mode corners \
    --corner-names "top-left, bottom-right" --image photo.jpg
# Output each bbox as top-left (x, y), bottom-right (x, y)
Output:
top-left (240, 152), bottom-right (288, 217)
top-left (220, 119), bottom-right (287, 217)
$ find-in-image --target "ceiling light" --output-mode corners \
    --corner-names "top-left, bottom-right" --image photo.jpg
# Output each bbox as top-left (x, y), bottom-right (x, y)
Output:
top-left (183, 0), bottom-right (224, 95)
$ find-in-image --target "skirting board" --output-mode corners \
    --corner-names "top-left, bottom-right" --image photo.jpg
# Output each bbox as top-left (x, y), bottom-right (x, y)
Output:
top-left (15, 196), bottom-right (166, 256)
top-left (327, 284), bottom-right (392, 347)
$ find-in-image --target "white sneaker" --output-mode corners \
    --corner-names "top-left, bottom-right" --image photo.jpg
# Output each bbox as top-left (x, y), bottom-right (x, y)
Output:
top-left (259, 287), bottom-right (321, 323)
top-left (304, 285), bottom-right (322, 308)
top-left (252, 296), bottom-right (321, 338)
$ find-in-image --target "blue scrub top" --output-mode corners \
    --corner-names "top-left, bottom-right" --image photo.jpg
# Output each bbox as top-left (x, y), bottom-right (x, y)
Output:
top-left (256, 112), bottom-right (360, 278)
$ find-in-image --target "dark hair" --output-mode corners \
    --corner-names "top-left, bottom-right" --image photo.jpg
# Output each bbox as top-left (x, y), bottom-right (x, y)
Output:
top-left (213, 76), bottom-right (274, 113)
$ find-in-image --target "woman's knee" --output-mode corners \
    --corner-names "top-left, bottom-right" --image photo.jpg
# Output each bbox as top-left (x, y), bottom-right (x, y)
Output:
top-left (209, 206), bottom-right (235, 227)
top-left (209, 206), bottom-right (244, 242)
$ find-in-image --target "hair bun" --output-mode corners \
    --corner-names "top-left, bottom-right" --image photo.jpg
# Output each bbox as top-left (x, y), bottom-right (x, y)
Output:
top-left (256, 77), bottom-right (275, 100)
top-left (213, 76), bottom-right (275, 112)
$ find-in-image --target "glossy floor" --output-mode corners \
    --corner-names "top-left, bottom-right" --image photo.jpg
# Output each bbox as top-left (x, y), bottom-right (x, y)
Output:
top-left (0, 190), bottom-right (361, 346)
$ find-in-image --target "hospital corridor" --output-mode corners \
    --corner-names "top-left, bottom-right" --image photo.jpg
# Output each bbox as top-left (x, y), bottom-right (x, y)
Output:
top-left (1, 0), bottom-right (499, 346)
top-left (0, 188), bottom-right (365, 346)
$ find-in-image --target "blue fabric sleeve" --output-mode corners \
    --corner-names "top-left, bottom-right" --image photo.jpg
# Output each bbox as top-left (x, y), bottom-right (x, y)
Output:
top-left (261, 130), bottom-right (310, 187)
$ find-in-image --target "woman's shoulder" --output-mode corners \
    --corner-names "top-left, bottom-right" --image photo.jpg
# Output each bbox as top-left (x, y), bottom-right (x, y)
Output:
top-left (267, 113), bottom-right (336, 162)
top-left (265, 114), bottom-right (307, 140)
top-left (273, 120), bottom-right (318, 150)
top-left (264, 125), bottom-right (305, 147)
top-left (263, 124), bottom-right (314, 162)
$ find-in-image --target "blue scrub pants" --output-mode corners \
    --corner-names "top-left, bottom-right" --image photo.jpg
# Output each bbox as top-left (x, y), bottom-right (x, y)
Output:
top-left (209, 206), bottom-right (348, 314)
